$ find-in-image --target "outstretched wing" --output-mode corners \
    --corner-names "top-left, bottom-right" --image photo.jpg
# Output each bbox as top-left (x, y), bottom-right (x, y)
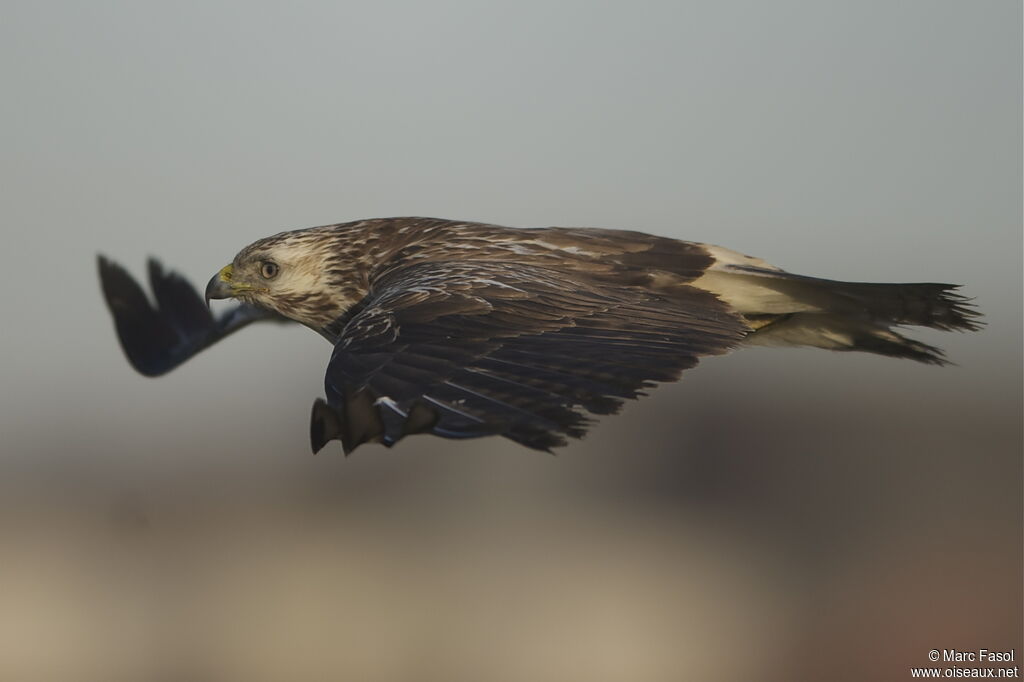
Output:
top-left (98, 256), bottom-right (290, 376)
top-left (312, 261), bottom-right (749, 454)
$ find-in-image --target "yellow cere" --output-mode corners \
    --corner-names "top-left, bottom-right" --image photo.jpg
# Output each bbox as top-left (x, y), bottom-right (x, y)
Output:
top-left (218, 264), bottom-right (233, 282)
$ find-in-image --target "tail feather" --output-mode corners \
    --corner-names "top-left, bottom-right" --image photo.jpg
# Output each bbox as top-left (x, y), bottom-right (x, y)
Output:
top-left (721, 265), bottom-right (983, 331)
top-left (745, 313), bottom-right (953, 365)
top-left (697, 264), bottom-right (982, 364)
top-left (844, 327), bottom-right (950, 366)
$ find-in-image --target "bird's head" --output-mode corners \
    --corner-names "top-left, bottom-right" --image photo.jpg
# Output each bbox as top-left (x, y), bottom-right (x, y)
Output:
top-left (206, 228), bottom-right (363, 330)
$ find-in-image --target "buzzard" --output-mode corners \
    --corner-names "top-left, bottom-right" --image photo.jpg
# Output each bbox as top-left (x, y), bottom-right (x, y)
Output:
top-left (98, 217), bottom-right (980, 454)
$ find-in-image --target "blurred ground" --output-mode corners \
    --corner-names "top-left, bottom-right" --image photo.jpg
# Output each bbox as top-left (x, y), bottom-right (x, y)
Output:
top-left (0, 1), bottom-right (1020, 681)
top-left (1, 345), bottom-right (1018, 682)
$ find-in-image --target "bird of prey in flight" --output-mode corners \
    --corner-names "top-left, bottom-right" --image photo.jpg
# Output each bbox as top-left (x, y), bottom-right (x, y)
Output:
top-left (98, 217), bottom-right (980, 454)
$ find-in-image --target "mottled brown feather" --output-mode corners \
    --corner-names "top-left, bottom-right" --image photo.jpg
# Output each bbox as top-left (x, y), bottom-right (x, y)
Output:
top-left (318, 259), bottom-right (747, 452)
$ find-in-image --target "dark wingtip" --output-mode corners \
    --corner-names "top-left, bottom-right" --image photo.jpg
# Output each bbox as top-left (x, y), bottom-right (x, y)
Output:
top-left (97, 254), bottom-right (141, 313)
top-left (310, 398), bottom-right (342, 455)
top-left (97, 253), bottom-right (127, 294)
top-left (97, 254), bottom-right (113, 292)
top-left (146, 257), bottom-right (165, 291)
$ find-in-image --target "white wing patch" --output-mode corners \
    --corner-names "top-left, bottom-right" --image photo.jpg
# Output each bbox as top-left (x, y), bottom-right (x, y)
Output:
top-left (690, 244), bottom-right (823, 315)
top-left (700, 244), bottom-right (784, 272)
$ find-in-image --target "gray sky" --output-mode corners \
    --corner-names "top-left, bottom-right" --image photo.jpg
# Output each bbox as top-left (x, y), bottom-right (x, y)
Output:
top-left (0, 0), bottom-right (1019, 493)
top-left (5, 0), bottom-right (1020, 427)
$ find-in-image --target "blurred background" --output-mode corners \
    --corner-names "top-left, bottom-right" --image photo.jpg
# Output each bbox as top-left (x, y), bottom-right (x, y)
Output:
top-left (1, 1), bottom-right (1020, 681)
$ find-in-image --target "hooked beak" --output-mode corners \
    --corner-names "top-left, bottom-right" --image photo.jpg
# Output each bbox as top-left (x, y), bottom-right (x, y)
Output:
top-left (205, 264), bottom-right (236, 307)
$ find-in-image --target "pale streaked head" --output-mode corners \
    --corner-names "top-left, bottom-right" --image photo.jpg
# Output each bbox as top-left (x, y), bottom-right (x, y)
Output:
top-left (205, 228), bottom-right (361, 330)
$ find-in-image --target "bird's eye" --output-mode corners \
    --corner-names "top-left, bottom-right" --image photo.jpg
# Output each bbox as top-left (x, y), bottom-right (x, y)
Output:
top-left (260, 261), bottom-right (280, 279)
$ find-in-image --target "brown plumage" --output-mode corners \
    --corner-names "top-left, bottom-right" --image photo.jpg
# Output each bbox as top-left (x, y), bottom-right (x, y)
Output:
top-left (97, 217), bottom-right (981, 454)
